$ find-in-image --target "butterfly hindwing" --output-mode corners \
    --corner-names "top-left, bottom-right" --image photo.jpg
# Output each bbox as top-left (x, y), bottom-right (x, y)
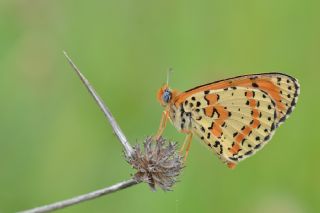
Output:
top-left (167, 73), bottom-right (300, 167)
top-left (183, 86), bottom-right (277, 164)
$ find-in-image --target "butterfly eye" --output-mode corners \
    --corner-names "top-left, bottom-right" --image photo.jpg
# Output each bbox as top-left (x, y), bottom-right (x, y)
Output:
top-left (162, 89), bottom-right (172, 103)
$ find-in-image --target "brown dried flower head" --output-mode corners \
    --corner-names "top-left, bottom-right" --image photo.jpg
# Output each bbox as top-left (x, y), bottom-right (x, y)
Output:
top-left (127, 136), bottom-right (184, 191)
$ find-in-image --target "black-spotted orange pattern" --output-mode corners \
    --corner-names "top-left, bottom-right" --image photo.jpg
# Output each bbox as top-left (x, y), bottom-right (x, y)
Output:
top-left (156, 73), bottom-right (300, 169)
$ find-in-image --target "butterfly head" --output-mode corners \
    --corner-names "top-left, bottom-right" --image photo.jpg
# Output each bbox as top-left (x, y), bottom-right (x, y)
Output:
top-left (157, 84), bottom-right (177, 107)
top-left (157, 69), bottom-right (179, 107)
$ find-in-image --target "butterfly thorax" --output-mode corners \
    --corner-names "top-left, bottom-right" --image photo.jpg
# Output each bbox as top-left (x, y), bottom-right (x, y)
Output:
top-left (157, 85), bottom-right (192, 131)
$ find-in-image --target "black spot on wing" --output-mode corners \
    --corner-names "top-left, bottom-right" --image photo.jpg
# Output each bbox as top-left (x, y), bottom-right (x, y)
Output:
top-left (196, 116), bottom-right (202, 121)
top-left (245, 150), bottom-right (253, 156)
top-left (213, 141), bottom-right (220, 148)
top-left (229, 157), bottom-right (238, 161)
top-left (254, 144), bottom-right (261, 149)
top-left (252, 82), bottom-right (259, 88)
top-left (208, 122), bottom-right (214, 130)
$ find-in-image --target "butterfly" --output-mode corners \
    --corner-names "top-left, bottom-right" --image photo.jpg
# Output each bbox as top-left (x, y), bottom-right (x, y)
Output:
top-left (155, 73), bottom-right (300, 169)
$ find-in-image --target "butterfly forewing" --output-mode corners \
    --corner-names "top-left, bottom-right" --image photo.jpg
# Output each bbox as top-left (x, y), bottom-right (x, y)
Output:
top-left (183, 86), bottom-right (277, 163)
top-left (173, 73), bottom-right (299, 166)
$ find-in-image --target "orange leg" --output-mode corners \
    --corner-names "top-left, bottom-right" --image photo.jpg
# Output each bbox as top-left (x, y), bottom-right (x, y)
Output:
top-left (179, 130), bottom-right (191, 154)
top-left (183, 133), bottom-right (193, 161)
top-left (155, 110), bottom-right (169, 140)
top-left (179, 137), bottom-right (187, 155)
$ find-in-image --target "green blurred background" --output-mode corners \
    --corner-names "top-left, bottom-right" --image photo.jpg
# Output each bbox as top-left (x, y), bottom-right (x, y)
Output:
top-left (0, 0), bottom-right (319, 212)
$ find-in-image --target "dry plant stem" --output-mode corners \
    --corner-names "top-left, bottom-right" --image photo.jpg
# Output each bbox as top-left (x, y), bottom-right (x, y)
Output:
top-left (63, 51), bottom-right (134, 158)
top-left (19, 52), bottom-right (140, 213)
top-left (19, 179), bottom-right (139, 213)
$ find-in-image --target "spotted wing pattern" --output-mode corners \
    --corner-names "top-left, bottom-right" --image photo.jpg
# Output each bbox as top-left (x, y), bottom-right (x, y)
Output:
top-left (174, 73), bottom-right (300, 165)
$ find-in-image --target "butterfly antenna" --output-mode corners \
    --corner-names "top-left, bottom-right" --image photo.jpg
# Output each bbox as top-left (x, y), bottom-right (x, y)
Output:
top-left (166, 67), bottom-right (173, 86)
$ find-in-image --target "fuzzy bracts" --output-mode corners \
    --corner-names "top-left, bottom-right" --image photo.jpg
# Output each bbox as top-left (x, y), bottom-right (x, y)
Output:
top-left (127, 137), bottom-right (184, 191)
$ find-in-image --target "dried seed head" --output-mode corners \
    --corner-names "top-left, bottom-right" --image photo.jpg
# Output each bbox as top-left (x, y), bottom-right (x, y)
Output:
top-left (126, 136), bottom-right (184, 191)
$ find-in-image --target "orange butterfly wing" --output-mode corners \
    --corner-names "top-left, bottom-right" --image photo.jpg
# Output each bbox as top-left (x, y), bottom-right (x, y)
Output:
top-left (172, 73), bottom-right (299, 166)
top-left (175, 73), bottom-right (299, 126)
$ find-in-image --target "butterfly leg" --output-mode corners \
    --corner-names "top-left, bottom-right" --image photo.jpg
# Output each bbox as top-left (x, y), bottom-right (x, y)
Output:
top-left (155, 110), bottom-right (169, 139)
top-left (179, 130), bottom-right (191, 154)
top-left (179, 137), bottom-right (187, 155)
top-left (183, 133), bottom-right (193, 161)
